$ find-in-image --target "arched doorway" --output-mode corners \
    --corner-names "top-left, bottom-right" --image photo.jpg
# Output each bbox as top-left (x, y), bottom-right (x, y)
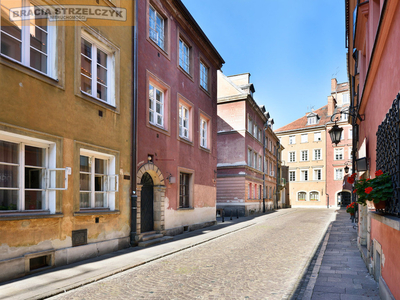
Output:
top-left (337, 191), bottom-right (351, 207)
top-left (141, 172), bottom-right (154, 232)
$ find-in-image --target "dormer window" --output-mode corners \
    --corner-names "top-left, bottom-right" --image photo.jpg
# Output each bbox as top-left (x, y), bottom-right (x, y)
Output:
top-left (307, 113), bottom-right (318, 125)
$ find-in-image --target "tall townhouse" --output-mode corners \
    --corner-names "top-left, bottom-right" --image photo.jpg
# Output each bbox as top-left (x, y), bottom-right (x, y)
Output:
top-left (275, 106), bottom-right (329, 208)
top-left (216, 71), bottom-right (280, 216)
top-left (0, 0), bottom-right (133, 281)
top-left (133, 0), bottom-right (224, 240)
top-left (326, 80), bottom-right (352, 207)
top-left (346, 0), bottom-right (400, 298)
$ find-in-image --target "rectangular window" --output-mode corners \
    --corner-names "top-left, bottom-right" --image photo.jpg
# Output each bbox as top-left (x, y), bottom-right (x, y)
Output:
top-left (149, 5), bottom-right (164, 49)
top-left (310, 192), bottom-right (319, 201)
top-left (265, 158), bottom-right (268, 173)
top-left (79, 151), bottom-right (117, 209)
top-left (269, 162), bottom-right (273, 176)
top-left (334, 148), bottom-right (344, 160)
top-left (301, 170), bottom-right (308, 181)
top-left (335, 168), bottom-right (343, 180)
top-left (179, 104), bottom-right (189, 139)
top-left (314, 169), bottom-right (322, 180)
top-left (349, 148), bottom-right (352, 160)
top-left (301, 134), bottom-right (308, 143)
top-left (289, 151), bottom-right (296, 162)
top-left (314, 132), bottom-right (321, 141)
top-left (80, 35), bottom-right (114, 105)
top-left (248, 118), bottom-right (253, 133)
top-left (341, 112), bottom-right (348, 121)
top-left (248, 183), bottom-right (252, 199)
top-left (253, 124), bottom-right (257, 137)
top-left (254, 184), bottom-right (257, 199)
top-left (308, 117), bottom-right (317, 125)
top-left (253, 153), bottom-right (257, 169)
top-left (343, 93), bottom-right (349, 104)
top-left (301, 150), bottom-right (308, 161)
top-left (0, 134), bottom-right (67, 213)
top-left (179, 173), bottom-right (190, 208)
top-left (289, 171), bottom-right (296, 182)
top-left (200, 118), bottom-right (208, 148)
top-left (298, 192), bottom-right (306, 201)
top-left (0, 0), bottom-right (56, 77)
top-left (149, 84), bottom-right (164, 127)
top-left (259, 185), bottom-right (261, 200)
top-left (313, 149), bottom-right (321, 160)
top-left (200, 62), bottom-right (208, 91)
top-left (248, 149), bottom-right (252, 167)
top-left (349, 128), bottom-right (352, 140)
top-left (289, 135), bottom-right (295, 144)
top-left (258, 156), bottom-right (262, 171)
top-left (179, 39), bottom-right (189, 73)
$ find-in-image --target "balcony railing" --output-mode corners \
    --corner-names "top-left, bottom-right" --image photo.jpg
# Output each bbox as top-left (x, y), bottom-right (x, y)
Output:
top-left (376, 93), bottom-right (400, 216)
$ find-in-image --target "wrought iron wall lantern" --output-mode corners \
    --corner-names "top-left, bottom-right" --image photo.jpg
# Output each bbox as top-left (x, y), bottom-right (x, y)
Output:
top-left (166, 172), bottom-right (176, 184)
top-left (328, 107), bottom-right (365, 146)
top-left (343, 161), bottom-right (353, 173)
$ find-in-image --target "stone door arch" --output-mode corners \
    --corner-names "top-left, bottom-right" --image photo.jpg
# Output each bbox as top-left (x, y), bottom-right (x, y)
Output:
top-left (136, 163), bottom-right (166, 235)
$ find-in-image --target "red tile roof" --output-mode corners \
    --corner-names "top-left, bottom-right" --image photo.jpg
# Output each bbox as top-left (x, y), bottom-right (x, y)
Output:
top-left (275, 105), bottom-right (330, 133)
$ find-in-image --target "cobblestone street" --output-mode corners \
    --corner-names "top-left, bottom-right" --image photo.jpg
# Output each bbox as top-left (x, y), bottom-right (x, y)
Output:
top-left (50, 209), bottom-right (335, 300)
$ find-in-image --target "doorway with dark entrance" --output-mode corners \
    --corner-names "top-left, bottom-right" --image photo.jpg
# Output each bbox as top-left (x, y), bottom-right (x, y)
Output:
top-left (338, 191), bottom-right (351, 207)
top-left (141, 172), bottom-right (154, 232)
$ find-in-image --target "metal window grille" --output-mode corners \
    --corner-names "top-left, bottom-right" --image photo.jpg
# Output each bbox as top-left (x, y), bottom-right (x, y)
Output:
top-left (376, 93), bottom-right (400, 216)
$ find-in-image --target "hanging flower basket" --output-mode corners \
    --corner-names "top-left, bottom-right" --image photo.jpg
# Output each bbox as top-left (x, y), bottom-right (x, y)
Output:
top-left (373, 200), bottom-right (386, 210)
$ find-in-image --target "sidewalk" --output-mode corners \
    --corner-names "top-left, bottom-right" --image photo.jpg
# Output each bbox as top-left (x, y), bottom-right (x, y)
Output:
top-left (293, 208), bottom-right (380, 300)
top-left (0, 209), bottom-right (291, 300)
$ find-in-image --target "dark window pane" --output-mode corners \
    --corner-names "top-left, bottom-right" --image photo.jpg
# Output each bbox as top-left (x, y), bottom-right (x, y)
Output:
top-left (30, 25), bottom-right (47, 53)
top-left (95, 158), bottom-right (106, 174)
top-left (1, 32), bottom-right (21, 61)
top-left (80, 156), bottom-right (90, 172)
top-left (0, 141), bottom-right (18, 163)
top-left (81, 38), bottom-right (92, 58)
top-left (25, 146), bottom-right (44, 167)
top-left (97, 49), bottom-right (107, 68)
top-left (80, 192), bottom-right (90, 208)
top-left (81, 75), bottom-right (92, 94)
top-left (0, 165), bottom-right (18, 188)
top-left (81, 55), bottom-right (92, 78)
top-left (25, 167), bottom-right (43, 189)
top-left (25, 190), bottom-right (43, 210)
top-left (30, 48), bottom-right (47, 73)
top-left (97, 65), bottom-right (107, 85)
top-left (80, 173), bottom-right (90, 191)
top-left (0, 190), bottom-right (18, 210)
top-left (96, 83), bottom-right (107, 101)
top-left (94, 175), bottom-right (105, 191)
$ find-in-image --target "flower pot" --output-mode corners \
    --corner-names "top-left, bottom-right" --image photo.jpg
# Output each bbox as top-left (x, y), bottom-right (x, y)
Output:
top-left (373, 200), bottom-right (386, 210)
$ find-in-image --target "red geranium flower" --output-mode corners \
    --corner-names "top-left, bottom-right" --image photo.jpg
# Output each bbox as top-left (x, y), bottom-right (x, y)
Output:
top-left (375, 170), bottom-right (383, 177)
top-left (353, 189), bottom-right (357, 194)
top-left (366, 178), bottom-right (370, 181)
top-left (365, 187), bottom-right (373, 194)
top-left (347, 177), bottom-right (355, 184)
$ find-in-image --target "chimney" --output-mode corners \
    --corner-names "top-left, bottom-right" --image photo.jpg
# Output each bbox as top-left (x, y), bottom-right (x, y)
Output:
top-left (328, 95), bottom-right (336, 116)
top-left (331, 78), bottom-right (338, 93)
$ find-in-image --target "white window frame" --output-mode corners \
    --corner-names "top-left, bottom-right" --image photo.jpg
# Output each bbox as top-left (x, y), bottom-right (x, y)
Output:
top-left (343, 92), bottom-right (350, 104)
top-left (179, 103), bottom-right (190, 139)
top-left (335, 168), bottom-right (344, 180)
top-left (309, 191), bottom-right (319, 201)
top-left (80, 31), bottom-right (116, 106)
top-left (258, 156), bottom-right (262, 171)
top-left (253, 152), bottom-right (257, 169)
top-left (200, 117), bottom-right (208, 148)
top-left (314, 132), bottom-right (321, 141)
top-left (301, 150), bottom-right (308, 162)
top-left (179, 39), bottom-right (190, 73)
top-left (308, 116), bottom-right (317, 125)
top-left (349, 128), bottom-right (353, 140)
top-left (313, 148), bottom-right (322, 161)
top-left (289, 170), bottom-right (296, 182)
top-left (149, 84), bottom-right (164, 127)
top-left (300, 169), bottom-right (308, 181)
top-left (298, 191), bottom-right (307, 201)
top-left (0, 0), bottom-right (57, 78)
top-left (313, 168), bottom-right (322, 181)
top-left (334, 148), bottom-right (344, 160)
top-left (0, 131), bottom-right (69, 214)
top-left (248, 149), bottom-right (252, 167)
top-left (349, 148), bottom-right (353, 160)
top-left (288, 151), bottom-right (296, 162)
top-left (301, 134), bottom-right (308, 143)
top-left (149, 5), bottom-right (165, 50)
top-left (289, 135), bottom-right (296, 145)
top-left (200, 61), bottom-right (208, 91)
top-left (79, 149), bottom-right (118, 211)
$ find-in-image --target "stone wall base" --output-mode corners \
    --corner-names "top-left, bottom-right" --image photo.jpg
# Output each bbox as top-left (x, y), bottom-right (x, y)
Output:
top-left (162, 220), bottom-right (217, 236)
top-left (0, 236), bottom-right (130, 283)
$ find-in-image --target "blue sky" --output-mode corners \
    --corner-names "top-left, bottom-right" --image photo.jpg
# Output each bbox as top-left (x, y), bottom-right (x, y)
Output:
top-left (182, 0), bottom-right (348, 129)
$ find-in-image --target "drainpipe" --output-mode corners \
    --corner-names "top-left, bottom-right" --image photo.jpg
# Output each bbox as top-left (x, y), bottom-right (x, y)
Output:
top-left (130, 1), bottom-right (138, 243)
top-left (326, 193), bottom-right (329, 209)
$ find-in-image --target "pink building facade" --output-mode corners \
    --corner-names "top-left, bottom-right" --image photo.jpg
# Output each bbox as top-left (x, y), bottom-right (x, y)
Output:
top-left (346, 0), bottom-right (400, 298)
top-left (134, 0), bottom-right (224, 239)
top-left (216, 72), bottom-right (280, 216)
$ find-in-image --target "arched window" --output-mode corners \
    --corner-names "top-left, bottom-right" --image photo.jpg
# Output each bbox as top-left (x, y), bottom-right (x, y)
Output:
top-left (298, 192), bottom-right (306, 201)
top-left (310, 191), bottom-right (319, 201)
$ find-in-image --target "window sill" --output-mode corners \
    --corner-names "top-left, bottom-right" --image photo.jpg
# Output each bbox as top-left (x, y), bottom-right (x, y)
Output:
top-left (200, 85), bottom-right (211, 98)
top-left (146, 37), bottom-right (170, 60)
top-left (0, 212), bottom-right (63, 221)
top-left (77, 91), bottom-right (119, 113)
top-left (147, 123), bottom-right (170, 137)
top-left (74, 210), bottom-right (120, 216)
top-left (178, 207), bottom-right (194, 211)
top-left (178, 136), bottom-right (193, 146)
top-left (178, 66), bottom-right (194, 82)
top-left (1, 55), bottom-right (62, 89)
top-left (200, 146), bottom-right (211, 153)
